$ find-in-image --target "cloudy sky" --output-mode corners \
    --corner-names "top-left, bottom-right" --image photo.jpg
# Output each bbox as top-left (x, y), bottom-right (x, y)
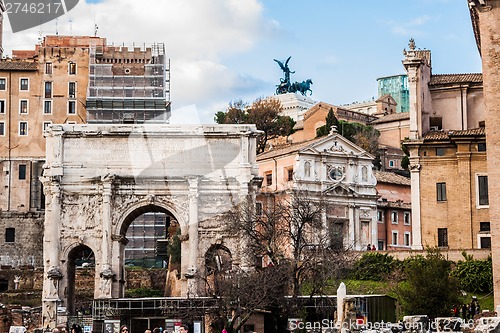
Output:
top-left (2, 0), bottom-right (482, 123)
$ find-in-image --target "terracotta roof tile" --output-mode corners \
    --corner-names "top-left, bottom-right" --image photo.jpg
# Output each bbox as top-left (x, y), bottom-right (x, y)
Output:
top-left (422, 127), bottom-right (485, 141)
top-left (449, 127), bottom-right (485, 136)
top-left (422, 130), bottom-right (450, 141)
top-left (429, 73), bottom-right (482, 86)
top-left (257, 137), bottom-right (324, 161)
top-left (0, 61), bottom-right (38, 71)
top-left (374, 170), bottom-right (411, 186)
top-left (370, 112), bottom-right (409, 124)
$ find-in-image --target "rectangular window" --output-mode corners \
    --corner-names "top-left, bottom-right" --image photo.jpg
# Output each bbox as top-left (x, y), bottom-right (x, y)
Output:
top-left (377, 210), bottom-right (383, 222)
top-left (45, 62), bottom-right (52, 74)
top-left (404, 232), bottom-right (411, 246)
top-left (19, 100), bottom-right (28, 114)
top-left (265, 173), bottom-right (272, 186)
top-left (436, 148), bottom-right (445, 156)
top-left (68, 62), bottom-right (77, 75)
top-left (256, 202), bottom-right (263, 216)
top-left (480, 237), bottom-right (491, 249)
top-left (0, 122), bottom-right (4, 136)
top-left (438, 228), bottom-right (448, 247)
top-left (20, 78), bottom-right (29, 91)
top-left (430, 117), bottom-right (443, 130)
top-left (44, 100), bottom-right (52, 114)
top-left (437, 182), bottom-right (447, 201)
top-left (68, 100), bottom-right (76, 114)
top-left (5, 228), bottom-right (15, 243)
top-left (0, 100), bottom-right (5, 114)
top-left (480, 222), bottom-right (491, 232)
top-left (478, 143), bottom-right (486, 152)
top-left (478, 175), bottom-right (489, 206)
top-left (68, 82), bottom-right (76, 98)
top-left (391, 211), bottom-right (398, 224)
top-left (391, 231), bottom-right (398, 245)
top-left (404, 212), bottom-right (411, 225)
top-left (286, 167), bottom-right (293, 181)
top-left (44, 81), bottom-right (52, 98)
top-left (389, 160), bottom-right (395, 168)
top-left (43, 121), bottom-right (52, 132)
top-left (0, 78), bottom-right (6, 90)
top-left (19, 164), bottom-right (26, 180)
top-left (19, 122), bottom-right (28, 136)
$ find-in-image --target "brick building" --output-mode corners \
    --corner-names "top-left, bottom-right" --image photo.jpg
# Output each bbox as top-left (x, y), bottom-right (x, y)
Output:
top-left (0, 35), bottom-right (171, 267)
top-left (402, 38), bottom-right (486, 250)
top-left (374, 171), bottom-right (411, 250)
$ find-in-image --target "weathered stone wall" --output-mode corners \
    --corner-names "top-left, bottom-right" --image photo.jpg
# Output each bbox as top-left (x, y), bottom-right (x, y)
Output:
top-left (0, 267), bottom-right (167, 294)
top-left (0, 212), bottom-right (43, 267)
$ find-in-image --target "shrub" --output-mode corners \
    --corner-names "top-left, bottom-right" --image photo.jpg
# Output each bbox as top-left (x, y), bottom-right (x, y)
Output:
top-left (349, 252), bottom-right (398, 281)
top-left (452, 254), bottom-right (492, 293)
top-left (125, 287), bottom-right (163, 298)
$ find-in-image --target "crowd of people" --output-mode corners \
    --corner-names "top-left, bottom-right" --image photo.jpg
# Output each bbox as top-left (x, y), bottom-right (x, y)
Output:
top-left (366, 244), bottom-right (377, 251)
top-left (452, 296), bottom-right (481, 319)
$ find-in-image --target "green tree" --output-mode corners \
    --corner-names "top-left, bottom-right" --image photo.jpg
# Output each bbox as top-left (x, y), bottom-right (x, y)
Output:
top-left (316, 108), bottom-right (339, 137)
top-left (397, 248), bottom-right (463, 318)
top-left (214, 98), bottom-right (295, 153)
top-left (401, 138), bottom-right (410, 170)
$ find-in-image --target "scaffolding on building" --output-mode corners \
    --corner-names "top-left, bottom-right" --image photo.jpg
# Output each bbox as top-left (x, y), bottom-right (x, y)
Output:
top-left (86, 43), bottom-right (171, 123)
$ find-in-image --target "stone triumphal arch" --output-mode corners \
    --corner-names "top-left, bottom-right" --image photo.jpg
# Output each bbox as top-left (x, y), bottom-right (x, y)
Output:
top-left (41, 124), bottom-right (261, 327)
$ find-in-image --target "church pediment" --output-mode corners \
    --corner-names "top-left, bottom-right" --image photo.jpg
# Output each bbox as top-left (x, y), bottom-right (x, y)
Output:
top-left (300, 134), bottom-right (373, 159)
top-left (323, 183), bottom-right (358, 197)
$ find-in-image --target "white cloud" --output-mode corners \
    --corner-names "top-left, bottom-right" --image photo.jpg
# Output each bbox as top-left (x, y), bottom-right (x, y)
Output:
top-left (2, 0), bottom-right (276, 123)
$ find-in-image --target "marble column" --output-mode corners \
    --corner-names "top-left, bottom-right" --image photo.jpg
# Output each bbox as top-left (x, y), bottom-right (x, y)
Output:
top-left (42, 178), bottom-right (63, 328)
top-left (96, 175), bottom-right (114, 299)
top-left (186, 177), bottom-right (199, 295)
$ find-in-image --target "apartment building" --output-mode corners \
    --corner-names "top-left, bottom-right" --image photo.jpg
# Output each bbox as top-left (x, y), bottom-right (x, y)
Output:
top-left (0, 35), bottom-right (171, 267)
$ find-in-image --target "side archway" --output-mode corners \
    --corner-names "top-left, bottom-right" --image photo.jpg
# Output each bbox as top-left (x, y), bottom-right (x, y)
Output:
top-left (66, 244), bottom-right (96, 315)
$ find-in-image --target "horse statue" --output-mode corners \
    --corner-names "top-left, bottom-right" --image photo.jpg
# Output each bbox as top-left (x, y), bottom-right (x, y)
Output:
top-left (290, 79), bottom-right (313, 96)
top-left (273, 56), bottom-right (313, 96)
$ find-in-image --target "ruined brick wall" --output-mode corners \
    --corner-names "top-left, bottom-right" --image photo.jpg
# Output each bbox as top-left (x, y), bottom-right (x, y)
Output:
top-left (0, 212), bottom-right (43, 267)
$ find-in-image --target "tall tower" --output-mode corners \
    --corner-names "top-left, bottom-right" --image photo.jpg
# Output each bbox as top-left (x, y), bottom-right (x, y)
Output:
top-left (469, 0), bottom-right (500, 308)
top-left (0, 0), bottom-right (5, 57)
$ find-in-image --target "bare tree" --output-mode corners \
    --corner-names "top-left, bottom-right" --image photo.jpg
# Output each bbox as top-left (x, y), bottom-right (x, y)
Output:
top-left (220, 191), bottom-right (354, 320)
top-left (200, 258), bottom-right (289, 333)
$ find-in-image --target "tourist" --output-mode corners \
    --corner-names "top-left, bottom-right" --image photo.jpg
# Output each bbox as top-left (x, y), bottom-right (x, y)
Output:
top-left (366, 244), bottom-right (371, 251)
top-left (120, 326), bottom-right (129, 333)
top-left (144, 330), bottom-right (152, 333)
top-left (179, 325), bottom-right (189, 333)
top-left (371, 245), bottom-right (376, 251)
